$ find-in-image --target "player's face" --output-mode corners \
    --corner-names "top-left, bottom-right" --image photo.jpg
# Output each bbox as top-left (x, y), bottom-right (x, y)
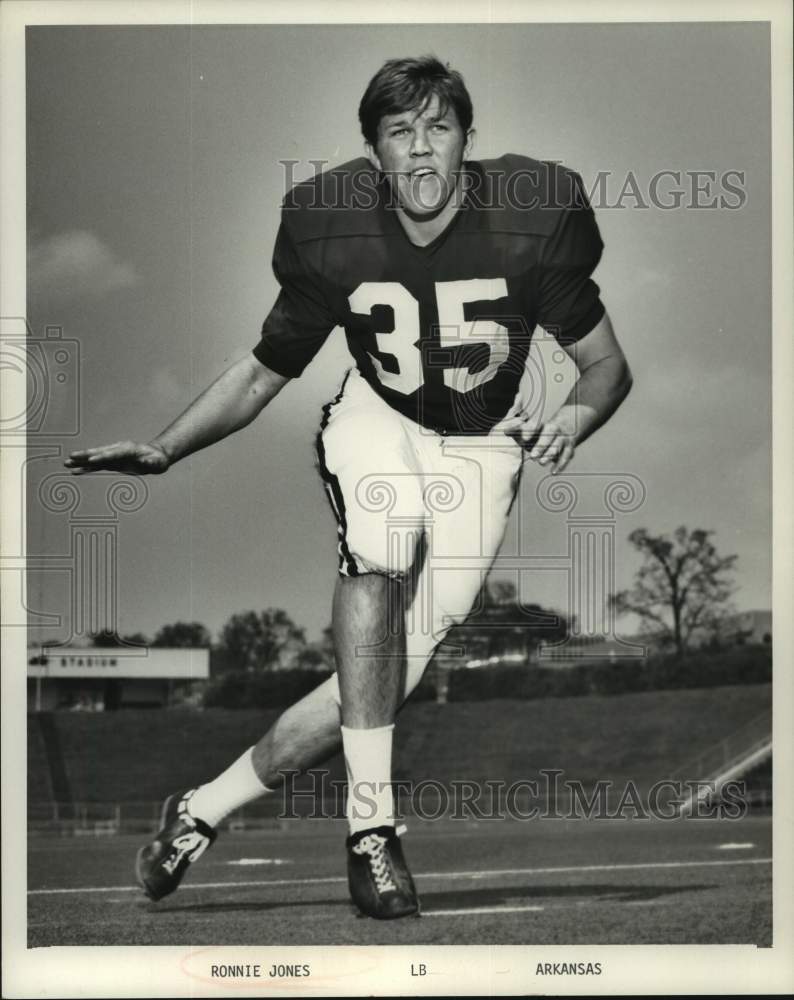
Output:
top-left (367, 95), bottom-right (472, 218)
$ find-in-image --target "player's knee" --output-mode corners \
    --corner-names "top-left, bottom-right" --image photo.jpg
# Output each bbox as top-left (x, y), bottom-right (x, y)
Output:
top-left (439, 605), bottom-right (471, 630)
top-left (345, 524), bottom-right (422, 578)
top-left (438, 573), bottom-right (487, 626)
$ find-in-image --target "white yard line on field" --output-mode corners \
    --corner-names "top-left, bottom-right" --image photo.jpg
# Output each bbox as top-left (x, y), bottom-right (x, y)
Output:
top-left (425, 904), bottom-right (545, 917)
top-left (28, 855), bottom-right (772, 896)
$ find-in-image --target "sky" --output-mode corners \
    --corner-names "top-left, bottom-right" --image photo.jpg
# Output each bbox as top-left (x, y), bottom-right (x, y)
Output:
top-left (24, 21), bottom-right (771, 645)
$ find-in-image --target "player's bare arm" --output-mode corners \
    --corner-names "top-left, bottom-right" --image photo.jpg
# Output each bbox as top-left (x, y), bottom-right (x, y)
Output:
top-left (64, 354), bottom-right (289, 475)
top-left (499, 311), bottom-right (632, 474)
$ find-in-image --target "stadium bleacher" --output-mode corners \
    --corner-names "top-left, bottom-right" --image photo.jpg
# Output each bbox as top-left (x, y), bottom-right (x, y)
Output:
top-left (27, 716), bottom-right (53, 803)
top-left (27, 682), bottom-right (771, 830)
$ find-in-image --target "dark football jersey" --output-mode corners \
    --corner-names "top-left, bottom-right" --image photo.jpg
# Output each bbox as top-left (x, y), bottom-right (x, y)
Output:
top-left (254, 154), bottom-right (605, 434)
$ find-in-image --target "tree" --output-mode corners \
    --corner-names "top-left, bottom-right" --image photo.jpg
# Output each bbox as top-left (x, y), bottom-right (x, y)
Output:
top-left (89, 629), bottom-right (149, 647)
top-left (319, 625), bottom-right (336, 668)
top-left (217, 608), bottom-right (306, 672)
top-left (610, 526), bottom-right (737, 656)
top-left (152, 621), bottom-right (211, 648)
top-left (295, 625), bottom-right (336, 672)
top-left (295, 645), bottom-right (330, 671)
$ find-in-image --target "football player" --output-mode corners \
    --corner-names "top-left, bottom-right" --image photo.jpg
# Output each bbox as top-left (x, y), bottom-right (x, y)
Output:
top-left (66, 56), bottom-right (632, 919)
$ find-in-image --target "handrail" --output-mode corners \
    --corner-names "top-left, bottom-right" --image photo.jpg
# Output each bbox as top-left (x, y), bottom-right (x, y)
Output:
top-left (668, 709), bottom-right (771, 781)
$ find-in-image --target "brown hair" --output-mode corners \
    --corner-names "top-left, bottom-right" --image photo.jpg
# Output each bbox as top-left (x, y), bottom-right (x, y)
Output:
top-left (358, 56), bottom-right (474, 148)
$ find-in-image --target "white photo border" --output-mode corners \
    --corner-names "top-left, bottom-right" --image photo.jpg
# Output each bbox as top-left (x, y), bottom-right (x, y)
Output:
top-left (2, 1), bottom-right (792, 996)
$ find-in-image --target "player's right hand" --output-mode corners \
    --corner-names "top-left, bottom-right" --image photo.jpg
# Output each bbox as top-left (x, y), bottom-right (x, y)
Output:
top-left (64, 441), bottom-right (171, 476)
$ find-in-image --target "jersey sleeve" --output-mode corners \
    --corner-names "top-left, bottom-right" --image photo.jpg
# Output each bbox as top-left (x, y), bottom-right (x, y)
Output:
top-left (535, 173), bottom-right (605, 344)
top-left (253, 220), bottom-right (338, 378)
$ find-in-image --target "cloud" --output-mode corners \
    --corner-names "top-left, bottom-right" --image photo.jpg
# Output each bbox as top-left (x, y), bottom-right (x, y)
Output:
top-left (28, 230), bottom-right (138, 307)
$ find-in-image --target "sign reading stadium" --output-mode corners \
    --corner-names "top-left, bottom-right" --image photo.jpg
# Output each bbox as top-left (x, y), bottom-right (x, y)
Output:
top-left (27, 647), bottom-right (209, 680)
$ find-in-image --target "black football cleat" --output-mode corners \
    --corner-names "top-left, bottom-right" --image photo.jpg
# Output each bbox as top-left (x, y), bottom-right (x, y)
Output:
top-left (346, 824), bottom-right (420, 920)
top-left (135, 789), bottom-right (217, 901)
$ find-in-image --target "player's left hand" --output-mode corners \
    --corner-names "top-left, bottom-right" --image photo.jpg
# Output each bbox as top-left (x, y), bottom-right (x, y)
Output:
top-left (496, 407), bottom-right (578, 474)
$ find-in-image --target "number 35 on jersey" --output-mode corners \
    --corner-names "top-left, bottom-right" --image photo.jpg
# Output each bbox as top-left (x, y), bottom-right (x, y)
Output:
top-left (349, 278), bottom-right (510, 396)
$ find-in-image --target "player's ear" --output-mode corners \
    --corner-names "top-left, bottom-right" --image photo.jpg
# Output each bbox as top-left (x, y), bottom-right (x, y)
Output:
top-left (464, 128), bottom-right (475, 158)
top-left (365, 142), bottom-right (383, 173)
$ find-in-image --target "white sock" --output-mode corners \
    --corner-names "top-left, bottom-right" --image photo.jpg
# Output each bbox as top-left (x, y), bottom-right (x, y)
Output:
top-left (341, 723), bottom-right (395, 834)
top-left (187, 747), bottom-right (272, 828)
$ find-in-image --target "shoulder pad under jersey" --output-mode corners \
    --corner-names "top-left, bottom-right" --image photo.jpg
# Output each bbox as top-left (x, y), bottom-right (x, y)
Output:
top-left (281, 157), bottom-right (386, 244)
top-left (471, 153), bottom-right (592, 237)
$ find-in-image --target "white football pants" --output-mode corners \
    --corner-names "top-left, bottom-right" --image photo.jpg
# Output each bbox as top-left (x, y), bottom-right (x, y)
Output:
top-left (315, 367), bottom-right (524, 704)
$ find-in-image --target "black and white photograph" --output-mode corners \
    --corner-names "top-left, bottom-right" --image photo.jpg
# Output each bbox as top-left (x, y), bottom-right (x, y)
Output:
top-left (2, 1), bottom-right (792, 996)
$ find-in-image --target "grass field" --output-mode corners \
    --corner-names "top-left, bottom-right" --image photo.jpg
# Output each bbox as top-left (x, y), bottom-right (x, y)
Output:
top-left (28, 813), bottom-right (772, 948)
